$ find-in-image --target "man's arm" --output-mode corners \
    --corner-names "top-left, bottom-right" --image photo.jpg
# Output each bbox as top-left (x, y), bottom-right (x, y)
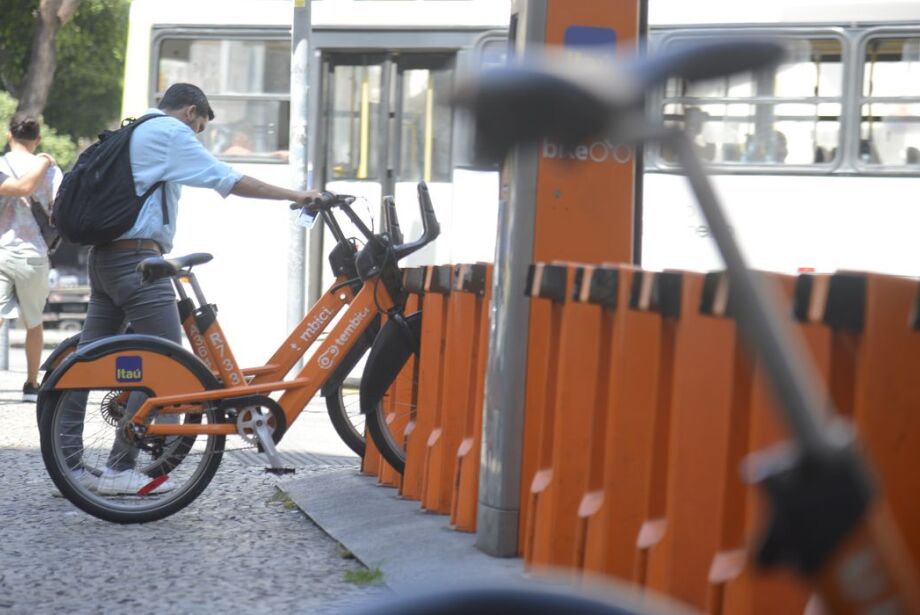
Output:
top-left (230, 175), bottom-right (320, 204)
top-left (0, 154), bottom-right (55, 197)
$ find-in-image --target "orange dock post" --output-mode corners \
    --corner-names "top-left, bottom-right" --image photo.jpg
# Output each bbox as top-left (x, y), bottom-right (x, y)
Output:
top-left (578, 266), bottom-right (664, 581)
top-left (637, 270), bottom-right (739, 609)
top-left (793, 272), bottom-right (920, 568)
top-left (450, 263), bottom-right (493, 532)
top-left (713, 273), bottom-right (833, 615)
top-left (402, 265), bottom-right (451, 501)
top-left (522, 262), bottom-right (604, 573)
top-left (422, 264), bottom-right (483, 514)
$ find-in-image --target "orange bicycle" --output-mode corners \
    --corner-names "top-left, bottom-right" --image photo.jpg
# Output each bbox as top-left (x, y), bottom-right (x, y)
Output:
top-left (35, 196), bottom-right (408, 458)
top-left (38, 183), bottom-right (438, 523)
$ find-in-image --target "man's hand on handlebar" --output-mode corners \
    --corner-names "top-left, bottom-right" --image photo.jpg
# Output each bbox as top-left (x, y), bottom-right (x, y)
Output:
top-left (293, 190), bottom-right (324, 205)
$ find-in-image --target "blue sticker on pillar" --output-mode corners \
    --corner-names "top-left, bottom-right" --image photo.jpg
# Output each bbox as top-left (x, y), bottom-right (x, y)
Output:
top-left (116, 356), bottom-right (143, 382)
top-left (564, 26), bottom-right (617, 55)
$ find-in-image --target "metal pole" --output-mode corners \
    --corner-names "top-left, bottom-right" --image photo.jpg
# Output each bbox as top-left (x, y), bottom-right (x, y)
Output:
top-left (306, 46), bottom-right (324, 307)
top-left (476, 0), bottom-right (547, 558)
top-left (288, 0), bottom-right (312, 347)
top-left (0, 320), bottom-right (9, 371)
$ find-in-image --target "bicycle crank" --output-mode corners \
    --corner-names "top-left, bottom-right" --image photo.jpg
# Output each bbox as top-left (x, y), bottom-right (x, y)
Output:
top-left (235, 406), bottom-right (294, 475)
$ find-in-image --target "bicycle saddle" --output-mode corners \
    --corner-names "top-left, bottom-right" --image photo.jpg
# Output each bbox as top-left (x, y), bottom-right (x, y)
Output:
top-left (137, 253), bottom-right (214, 281)
top-left (454, 39), bottom-right (784, 163)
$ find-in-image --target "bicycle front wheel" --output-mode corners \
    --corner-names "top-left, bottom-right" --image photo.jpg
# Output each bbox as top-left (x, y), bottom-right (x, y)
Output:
top-left (40, 387), bottom-right (225, 524)
top-left (322, 315), bottom-right (381, 457)
top-left (361, 312), bottom-right (423, 474)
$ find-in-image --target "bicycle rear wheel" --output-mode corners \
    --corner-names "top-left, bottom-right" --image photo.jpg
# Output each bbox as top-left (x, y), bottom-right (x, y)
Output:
top-left (40, 386), bottom-right (225, 524)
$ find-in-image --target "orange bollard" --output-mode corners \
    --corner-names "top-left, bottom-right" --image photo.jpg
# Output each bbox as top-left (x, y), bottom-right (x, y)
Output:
top-left (630, 270), bottom-right (683, 587)
top-left (793, 272), bottom-right (920, 569)
top-left (636, 270), bottom-right (740, 609)
top-left (577, 266), bottom-right (663, 581)
top-left (402, 265), bottom-right (451, 501)
top-left (522, 262), bottom-right (604, 573)
top-left (449, 263), bottom-right (493, 532)
top-left (422, 264), bottom-right (481, 514)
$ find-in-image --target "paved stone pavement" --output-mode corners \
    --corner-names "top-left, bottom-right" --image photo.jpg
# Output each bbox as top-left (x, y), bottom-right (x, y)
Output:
top-left (0, 346), bottom-right (389, 614)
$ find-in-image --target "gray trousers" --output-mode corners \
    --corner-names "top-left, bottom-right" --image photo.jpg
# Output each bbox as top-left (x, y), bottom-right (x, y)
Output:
top-left (60, 247), bottom-right (181, 472)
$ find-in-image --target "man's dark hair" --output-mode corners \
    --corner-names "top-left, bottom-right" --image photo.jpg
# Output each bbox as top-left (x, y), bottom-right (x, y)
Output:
top-left (158, 83), bottom-right (215, 121)
top-left (9, 113), bottom-right (40, 142)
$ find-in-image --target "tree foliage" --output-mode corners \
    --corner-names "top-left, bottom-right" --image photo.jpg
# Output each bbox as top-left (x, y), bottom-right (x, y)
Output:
top-left (0, 0), bottom-right (129, 143)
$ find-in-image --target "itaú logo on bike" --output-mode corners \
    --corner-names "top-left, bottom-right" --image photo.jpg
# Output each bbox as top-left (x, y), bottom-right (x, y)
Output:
top-left (542, 139), bottom-right (633, 165)
top-left (301, 307), bottom-right (334, 343)
top-left (115, 356), bottom-right (143, 382)
top-left (317, 307), bottom-right (372, 370)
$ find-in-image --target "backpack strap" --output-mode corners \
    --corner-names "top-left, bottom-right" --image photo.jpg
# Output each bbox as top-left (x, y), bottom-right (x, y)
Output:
top-left (127, 113), bottom-right (171, 226)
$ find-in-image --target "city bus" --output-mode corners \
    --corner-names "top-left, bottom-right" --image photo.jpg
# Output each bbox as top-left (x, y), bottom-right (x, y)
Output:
top-left (121, 0), bottom-right (510, 365)
top-left (121, 0), bottom-right (920, 364)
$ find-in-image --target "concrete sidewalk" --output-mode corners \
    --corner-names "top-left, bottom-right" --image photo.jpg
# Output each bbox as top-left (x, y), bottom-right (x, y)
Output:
top-left (279, 469), bottom-right (526, 592)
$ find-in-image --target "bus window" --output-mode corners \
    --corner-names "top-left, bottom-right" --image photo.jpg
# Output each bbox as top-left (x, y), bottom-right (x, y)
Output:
top-left (861, 36), bottom-right (920, 167)
top-left (658, 36), bottom-right (843, 168)
top-left (398, 55), bottom-right (454, 183)
top-left (156, 37), bottom-right (291, 161)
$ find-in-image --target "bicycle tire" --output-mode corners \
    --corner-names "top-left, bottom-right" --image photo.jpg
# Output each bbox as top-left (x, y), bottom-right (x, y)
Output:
top-left (322, 315), bottom-right (381, 457)
top-left (324, 383), bottom-right (369, 458)
top-left (39, 336), bottom-right (226, 524)
top-left (361, 312), bottom-right (423, 474)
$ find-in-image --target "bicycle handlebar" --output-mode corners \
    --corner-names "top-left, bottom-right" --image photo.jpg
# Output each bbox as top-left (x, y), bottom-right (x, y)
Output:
top-left (453, 39), bottom-right (785, 163)
top-left (383, 196), bottom-right (404, 246)
top-left (392, 181), bottom-right (440, 261)
top-left (288, 192), bottom-right (357, 214)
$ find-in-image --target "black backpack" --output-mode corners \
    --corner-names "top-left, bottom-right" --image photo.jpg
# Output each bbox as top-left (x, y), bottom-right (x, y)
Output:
top-left (53, 113), bottom-right (168, 245)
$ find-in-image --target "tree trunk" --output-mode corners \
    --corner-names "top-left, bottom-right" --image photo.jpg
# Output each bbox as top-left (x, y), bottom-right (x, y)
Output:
top-left (15, 0), bottom-right (82, 117)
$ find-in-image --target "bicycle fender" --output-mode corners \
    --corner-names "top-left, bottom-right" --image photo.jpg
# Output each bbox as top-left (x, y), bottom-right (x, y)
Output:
top-left (42, 334), bottom-right (221, 396)
top-left (359, 311), bottom-right (422, 413)
top-left (40, 332), bottom-right (81, 373)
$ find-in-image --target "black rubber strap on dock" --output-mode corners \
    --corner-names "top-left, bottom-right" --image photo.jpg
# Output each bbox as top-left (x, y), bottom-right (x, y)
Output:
top-left (823, 273), bottom-right (866, 333)
top-left (792, 274), bottom-right (813, 323)
top-left (525, 263), bottom-right (568, 303)
top-left (460, 263), bottom-right (488, 296)
top-left (403, 267), bottom-right (427, 295)
top-left (428, 265), bottom-right (453, 295)
top-left (586, 266), bottom-right (618, 309)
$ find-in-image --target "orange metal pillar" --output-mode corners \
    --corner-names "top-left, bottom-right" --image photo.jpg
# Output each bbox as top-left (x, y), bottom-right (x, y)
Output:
top-left (510, 0), bottom-right (640, 560)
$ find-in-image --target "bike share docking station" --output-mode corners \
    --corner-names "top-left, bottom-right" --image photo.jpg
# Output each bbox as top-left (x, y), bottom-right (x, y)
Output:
top-left (477, 0), bottom-right (643, 558)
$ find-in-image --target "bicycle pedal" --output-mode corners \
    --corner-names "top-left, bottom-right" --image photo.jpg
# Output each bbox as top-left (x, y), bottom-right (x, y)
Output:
top-left (264, 467), bottom-right (296, 475)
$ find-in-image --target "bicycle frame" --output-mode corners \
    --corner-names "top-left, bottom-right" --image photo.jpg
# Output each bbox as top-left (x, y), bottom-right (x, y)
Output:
top-left (131, 276), bottom-right (395, 438)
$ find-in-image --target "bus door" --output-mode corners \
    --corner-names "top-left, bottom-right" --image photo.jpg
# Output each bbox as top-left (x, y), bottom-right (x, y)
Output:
top-left (320, 51), bottom-right (457, 285)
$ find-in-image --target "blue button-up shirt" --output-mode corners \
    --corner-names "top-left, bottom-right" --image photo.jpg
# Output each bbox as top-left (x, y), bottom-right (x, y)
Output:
top-left (121, 108), bottom-right (243, 253)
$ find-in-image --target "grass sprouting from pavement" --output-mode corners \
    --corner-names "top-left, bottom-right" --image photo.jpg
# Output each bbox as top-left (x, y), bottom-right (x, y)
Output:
top-left (344, 567), bottom-right (383, 586)
top-left (268, 489), bottom-right (298, 510)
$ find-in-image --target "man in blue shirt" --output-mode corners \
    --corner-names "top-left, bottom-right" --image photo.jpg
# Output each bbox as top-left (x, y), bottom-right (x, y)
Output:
top-left (61, 83), bottom-right (319, 496)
